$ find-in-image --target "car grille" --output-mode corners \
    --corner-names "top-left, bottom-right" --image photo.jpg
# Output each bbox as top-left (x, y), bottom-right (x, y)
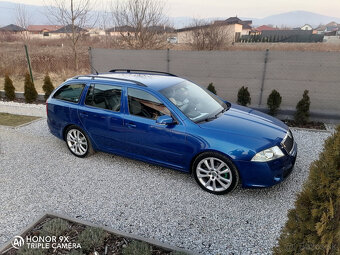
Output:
top-left (281, 130), bottom-right (294, 154)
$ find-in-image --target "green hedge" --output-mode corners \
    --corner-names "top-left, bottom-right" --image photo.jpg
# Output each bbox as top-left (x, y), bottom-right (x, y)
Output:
top-left (273, 126), bottom-right (340, 255)
top-left (24, 72), bottom-right (38, 103)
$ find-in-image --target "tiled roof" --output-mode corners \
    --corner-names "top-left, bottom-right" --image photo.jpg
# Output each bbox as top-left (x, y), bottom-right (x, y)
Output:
top-left (27, 25), bottom-right (62, 32)
top-left (255, 25), bottom-right (278, 32)
top-left (225, 17), bottom-right (242, 24)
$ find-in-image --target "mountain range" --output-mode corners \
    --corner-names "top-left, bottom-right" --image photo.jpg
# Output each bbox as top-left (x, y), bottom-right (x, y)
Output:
top-left (1, 1), bottom-right (340, 29)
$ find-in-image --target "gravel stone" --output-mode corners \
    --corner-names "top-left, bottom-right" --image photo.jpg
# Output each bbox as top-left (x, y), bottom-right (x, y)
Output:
top-left (0, 102), bottom-right (332, 254)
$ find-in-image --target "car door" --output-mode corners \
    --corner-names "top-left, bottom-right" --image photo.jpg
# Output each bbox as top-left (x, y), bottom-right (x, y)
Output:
top-left (79, 83), bottom-right (128, 153)
top-left (123, 87), bottom-right (188, 169)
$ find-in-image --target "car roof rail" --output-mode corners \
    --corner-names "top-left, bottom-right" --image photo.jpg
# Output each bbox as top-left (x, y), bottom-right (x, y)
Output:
top-left (109, 69), bottom-right (177, 77)
top-left (72, 75), bottom-right (147, 87)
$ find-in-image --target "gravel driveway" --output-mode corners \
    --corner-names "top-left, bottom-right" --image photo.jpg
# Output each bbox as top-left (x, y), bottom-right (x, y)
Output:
top-left (0, 102), bottom-right (332, 254)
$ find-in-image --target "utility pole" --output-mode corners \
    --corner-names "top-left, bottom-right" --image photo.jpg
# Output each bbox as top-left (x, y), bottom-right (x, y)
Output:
top-left (24, 44), bottom-right (34, 83)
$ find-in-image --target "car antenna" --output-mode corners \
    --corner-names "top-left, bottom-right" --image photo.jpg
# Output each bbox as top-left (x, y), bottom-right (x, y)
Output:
top-left (89, 62), bottom-right (99, 75)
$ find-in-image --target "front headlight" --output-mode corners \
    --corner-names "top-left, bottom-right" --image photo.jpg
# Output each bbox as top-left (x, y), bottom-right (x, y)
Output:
top-left (251, 146), bottom-right (284, 162)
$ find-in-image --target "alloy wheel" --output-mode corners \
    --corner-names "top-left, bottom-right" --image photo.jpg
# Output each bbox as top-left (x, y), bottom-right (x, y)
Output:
top-left (196, 157), bottom-right (233, 192)
top-left (66, 129), bottom-right (88, 156)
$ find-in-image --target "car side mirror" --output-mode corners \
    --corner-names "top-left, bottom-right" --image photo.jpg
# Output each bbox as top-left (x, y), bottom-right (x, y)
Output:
top-left (156, 115), bottom-right (175, 125)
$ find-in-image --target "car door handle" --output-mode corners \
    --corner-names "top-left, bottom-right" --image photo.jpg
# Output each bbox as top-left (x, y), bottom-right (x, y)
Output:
top-left (79, 112), bottom-right (88, 118)
top-left (126, 122), bottom-right (136, 128)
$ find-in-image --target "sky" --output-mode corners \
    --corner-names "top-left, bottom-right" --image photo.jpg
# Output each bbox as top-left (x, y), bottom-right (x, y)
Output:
top-left (4, 0), bottom-right (340, 18)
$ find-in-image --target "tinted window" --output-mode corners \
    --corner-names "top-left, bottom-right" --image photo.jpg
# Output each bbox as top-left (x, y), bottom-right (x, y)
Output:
top-left (128, 88), bottom-right (170, 119)
top-left (160, 81), bottom-right (226, 123)
top-left (53, 84), bottom-right (85, 103)
top-left (85, 84), bottom-right (122, 111)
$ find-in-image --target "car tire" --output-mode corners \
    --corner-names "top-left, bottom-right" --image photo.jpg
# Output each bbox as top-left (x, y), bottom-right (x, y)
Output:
top-left (192, 152), bottom-right (239, 195)
top-left (65, 125), bottom-right (94, 158)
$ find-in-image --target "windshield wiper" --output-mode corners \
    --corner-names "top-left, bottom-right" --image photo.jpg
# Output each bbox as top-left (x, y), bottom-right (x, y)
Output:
top-left (196, 116), bottom-right (218, 123)
top-left (196, 108), bottom-right (227, 124)
top-left (215, 107), bottom-right (227, 118)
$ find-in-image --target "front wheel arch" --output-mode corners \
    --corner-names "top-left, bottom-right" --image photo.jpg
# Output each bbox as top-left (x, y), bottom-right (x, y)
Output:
top-left (190, 150), bottom-right (242, 192)
top-left (190, 150), bottom-right (236, 173)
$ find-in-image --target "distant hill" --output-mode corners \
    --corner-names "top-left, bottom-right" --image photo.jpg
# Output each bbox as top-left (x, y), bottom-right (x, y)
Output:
top-left (1, 1), bottom-right (340, 29)
top-left (0, 1), bottom-right (49, 26)
top-left (171, 11), bottom-right (340, 29)
top-left (250, 11), bottom-right (340, 28)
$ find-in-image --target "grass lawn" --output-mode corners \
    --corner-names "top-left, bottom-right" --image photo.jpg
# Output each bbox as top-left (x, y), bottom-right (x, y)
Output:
top-left (0, 112), bottom-right (40, 127)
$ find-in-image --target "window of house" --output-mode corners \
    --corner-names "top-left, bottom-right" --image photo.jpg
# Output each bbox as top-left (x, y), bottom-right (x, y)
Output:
top-left (53, 83), bottom-right (85, 103)
top-left (85, 84), bottom-right (122, 111)
top-left (128, 88), bottom-right (171, 119)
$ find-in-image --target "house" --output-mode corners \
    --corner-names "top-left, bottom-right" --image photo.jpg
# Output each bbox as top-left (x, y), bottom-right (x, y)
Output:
top-left (0, 24), bottom-right (26, 34)
top-left (315, 22), bottom-right (340, 34)
top-left (176, 24), bottom-right (213, 44)
top-left (300, 24), bottom-right (313, 31)
top-left (215, 17), bottom-right (253, 36)
top-left (27, 25), bottom-right (62, 38)
top-left (176, 17), bottom-right (253, 44)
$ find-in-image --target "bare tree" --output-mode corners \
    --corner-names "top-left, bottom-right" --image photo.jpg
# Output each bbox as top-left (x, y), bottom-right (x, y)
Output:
top-left (45, 0), bottom-right (97, 69)
top-left (189, 19), bottom-right (233, 50)
top-left (99, 2), bottom-right (114, 47)
top-left (110, 0), bottom-right (169, 49)
top-left (15, 4), bottom-right (31, 41)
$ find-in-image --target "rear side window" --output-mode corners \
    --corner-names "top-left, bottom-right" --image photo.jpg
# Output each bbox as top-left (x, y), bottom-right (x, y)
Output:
top-left (53, 84), bottom-right (85, 103)
top-left (85, 84), bottom-right (122, 112)
top-left (128, 88), bottom-right (170, 119)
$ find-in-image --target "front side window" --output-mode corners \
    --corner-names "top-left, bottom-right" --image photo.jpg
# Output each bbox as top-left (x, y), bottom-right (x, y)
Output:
top-left (85, 84), bottom-right (122, 111)
top-left (128, 88), bottom-right (170, 119)
top-left (53, 83), bottom-right (85, 103)
top-left (160, 81), bottom-right (227, 123)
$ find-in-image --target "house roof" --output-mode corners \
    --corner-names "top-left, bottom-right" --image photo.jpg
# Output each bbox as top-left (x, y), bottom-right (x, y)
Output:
top-left (225, 17), bottom-right (242, 24)
top-left (51, 24), bottom-right (87, 33)
top-left (326, 21), bottom-right (338, 27)
top-left (255, 25), bottom-right (277, 32)
top-left (176, 24), bottom-right (211, 33)
top-left (176, 16), bottom-right (252, 33)
top-left (0, 24), bottom-right (26, 32)
top-left (27, 25), bottom-right (62, 32)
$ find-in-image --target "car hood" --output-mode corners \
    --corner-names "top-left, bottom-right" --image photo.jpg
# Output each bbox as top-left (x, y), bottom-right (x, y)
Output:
top-left (198, 104), bottom-right (288, 143)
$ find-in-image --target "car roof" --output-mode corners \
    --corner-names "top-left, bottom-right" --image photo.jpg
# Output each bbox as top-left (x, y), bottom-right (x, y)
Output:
top-left (72, 73), bottom-right (186, 91)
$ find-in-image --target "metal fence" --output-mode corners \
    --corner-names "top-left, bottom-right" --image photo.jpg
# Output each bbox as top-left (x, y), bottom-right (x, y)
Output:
top-left (90, 48), bottom-right (340, 122)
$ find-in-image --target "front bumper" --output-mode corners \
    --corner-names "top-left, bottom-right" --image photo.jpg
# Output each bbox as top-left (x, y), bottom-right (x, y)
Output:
top-left (235, 141), bottom-right (297, 188)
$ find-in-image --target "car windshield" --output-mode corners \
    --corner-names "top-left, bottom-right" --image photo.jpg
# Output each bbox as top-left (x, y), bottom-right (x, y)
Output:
top-left (160, 80), bottom-right (228, 123)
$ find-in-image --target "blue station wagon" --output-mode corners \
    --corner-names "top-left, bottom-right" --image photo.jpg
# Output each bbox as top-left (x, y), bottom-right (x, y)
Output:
top-left (47, 70), bottom-right (297, 194)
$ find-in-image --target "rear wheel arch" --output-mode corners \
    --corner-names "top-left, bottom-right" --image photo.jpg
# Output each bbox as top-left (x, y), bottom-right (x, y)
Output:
top-left (64, 124), bottom-right (95, 157)
top-left (62, 124), bottom-right (75, 140)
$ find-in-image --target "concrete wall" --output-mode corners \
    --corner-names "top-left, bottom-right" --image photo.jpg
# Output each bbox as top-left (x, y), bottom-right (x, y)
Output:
top-left (90, 48), bottom-right (340, 122)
